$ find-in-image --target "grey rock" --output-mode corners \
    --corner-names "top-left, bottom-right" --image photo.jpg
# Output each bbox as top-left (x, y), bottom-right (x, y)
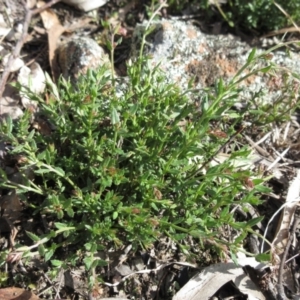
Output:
top-left (115, 263), bottom-right (133, 276)
top-left (131, 19), bottom-right (300, 105)
top-left (56, 37), bottom-right (111, 86)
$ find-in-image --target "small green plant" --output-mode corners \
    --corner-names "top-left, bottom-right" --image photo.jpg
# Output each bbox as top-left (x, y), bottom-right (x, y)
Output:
top-left (1, 52), bottom-right (271, 257)
top-left (153, 0), bottom-right (300, 32)
top-left (0, 271), bottom-right (8, 287)
top-left (2, 40), bottom-right (299, 292)
top-left (225, 0), bottom-right (300, 31)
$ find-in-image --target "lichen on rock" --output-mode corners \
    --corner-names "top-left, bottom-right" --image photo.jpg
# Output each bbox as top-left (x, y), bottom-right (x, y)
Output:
top-left (131, 19), bottom-right (300, 106)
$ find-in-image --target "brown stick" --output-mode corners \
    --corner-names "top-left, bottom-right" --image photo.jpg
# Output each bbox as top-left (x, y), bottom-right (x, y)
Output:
top-left (0, 0), bottom-right (61, 111)
top-left (277, 215), bottom-right (300, 300)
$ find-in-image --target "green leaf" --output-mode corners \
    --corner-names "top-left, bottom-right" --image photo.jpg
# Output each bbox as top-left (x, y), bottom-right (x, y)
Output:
top-left (106, 40), bottom-right (112, 51)
top-left (38, 244), bottom-right (45, 256)
top-left (11, 144), bottom-right (24, 153)
top-left (217, 78), bottom-right (224, 95)
top-left (66, 208), bottom-right (74, 218)
top-left (54, 167), bottom-right (65, 176)
top-left (63, 230), bottom-right (70, 238)
top-left (85, 243), bottom-right (92, 251)
top-left (150, 202), bottom-right (159, 211)
top-left (230, 250), bottom-right (238, 266)
top-left (45, 72), bottom-right (60, 100)
top-left (173, 233), bottom-right (187, 241)
top-left (34, 168), bottom-right (52, 174)
top-left (37, 151), bottom-right (46, 160)
top-left (247, 48), bottom-right (256, 63)
top-left (112, 211), bottom-right (118, 220)
top-left (96, 259), bottom-right (108, 267)
top-left (45, 149), bottom-right (51, 165)
top-left (232, 231), bottom-right (247, 245)
top-left (246, 216), bottom-right (264, 227)
top-left (55, 227), bottom-right (75, 234)
top-left (64, 198), bottom-right (72, 208)
top-left (28, 129), bottom-right (35, 140)
top-left (116, 37), bottom-right (123, 45)
top-left (84, 257), bottom-right (93, 270)
top-left (45, 250), bottom-right (54, 262)
top-left (54, 222), bottom-right (67, 229)
top-left (90, 243), bottom-right (97, 253)
top-left (255, 253), bottom-right (271, 262)
top-left (111, 106), bottom-right (120, 124)
top-left (220, 206), bottom-right (229, 219)
top-left (228, 20), bottom-right (234, 27)
top-left (51, 260), bottom-right (63, 267)
top-left (254, 185), bottom-right (272, 193)
top-left (49, 230), bottom-right (56, 238)
top-left (57, 210), bottom-right (64, 219)
top-left (260, 65), bottom-right (272, 73)
top-left (181, 247), bottom-right (190, 256)
top-left (0, 168), bottom-right (8, 181)
top-left (6, 116), bottom-right (13, 134)
top-left (91, 258), bottom-right (102, 270)
top-left (26, 231), bottom-right (40, 242)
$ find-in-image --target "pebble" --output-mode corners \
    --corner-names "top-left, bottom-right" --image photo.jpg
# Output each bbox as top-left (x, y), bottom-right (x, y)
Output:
top-left (56, 37), bottom-right (111, 86)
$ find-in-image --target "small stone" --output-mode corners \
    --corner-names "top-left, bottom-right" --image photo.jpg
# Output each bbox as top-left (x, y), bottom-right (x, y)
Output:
top-left (61, 0), bottom-right (108, 12)
top-left (2, 54), bottom-right (24, 72)
top-left (56, 37), bottom-right (111, 86)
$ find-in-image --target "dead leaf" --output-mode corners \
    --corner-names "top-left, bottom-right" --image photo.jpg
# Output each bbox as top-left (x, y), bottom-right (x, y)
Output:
top-left (173, 257), bottom-right (266, 300)
top-left (2, 54), bottom-right (24, 72)
top-left (6, 251), bottom-right (23, 264)
top-left (32, 118), bottom-right (52, 136)
top-left (153, 187), bottom-right (162, 200)
top-left (265, 169), bottom-right (300, 295)
top-left (37, 1), bottom-right (61, 30)
top-left (271, 169), bottom-right (300, 258)
top-left (115, 264), bottom-right (133, 276)
top-left (0, 216), bottom-right (17, 249)
top-left (37, 1), bottom-right (66, 80)
top-left (0, 13), bottom-right (11, 40)
top-left (27, 0), bottom-right (37, 9)
top-left (0, 287), bottom-right (40, 300)
top-left (66, 16), bottom-right (96, 33)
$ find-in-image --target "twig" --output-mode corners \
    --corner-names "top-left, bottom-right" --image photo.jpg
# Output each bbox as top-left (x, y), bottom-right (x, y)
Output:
top-left (277, 214), bottom-right (300, 299)
top-left (261, 26), bottom-right (300, 38)
top-left (102, 261), bottom-right (198, 288)
top-left (0, 0), bottom-right (61, 111)
top-left (155, 267), bottom-right (170, 300)
top-left (244, 134), bottom-right (271, 157)
top-left (261, 197), bottom-right (300, 253)
top-left (274, 2), bottom-right (300, 33)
